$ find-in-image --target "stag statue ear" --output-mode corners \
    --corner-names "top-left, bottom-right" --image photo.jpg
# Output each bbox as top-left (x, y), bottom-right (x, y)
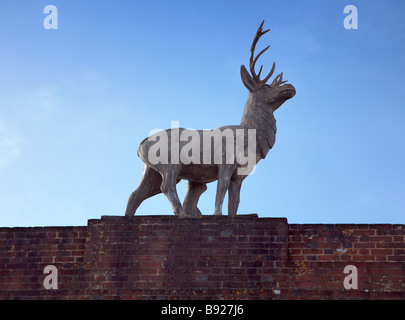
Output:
top-left (240, 65), bottom-right (257, 92)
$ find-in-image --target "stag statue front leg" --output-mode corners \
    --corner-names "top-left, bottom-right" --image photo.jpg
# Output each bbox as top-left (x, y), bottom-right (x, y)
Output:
top-left (227, 175), bottom-right (245, 217)
top-left (214, 167), bottom-right (234, 216)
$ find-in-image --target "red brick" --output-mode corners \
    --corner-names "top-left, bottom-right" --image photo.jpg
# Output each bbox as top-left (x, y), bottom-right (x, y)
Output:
top-left (0, 217), bottom-right (403, 300)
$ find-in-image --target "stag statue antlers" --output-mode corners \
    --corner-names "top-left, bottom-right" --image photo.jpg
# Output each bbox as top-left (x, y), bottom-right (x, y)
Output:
top-left (125, 21), bottom-right (295, 218)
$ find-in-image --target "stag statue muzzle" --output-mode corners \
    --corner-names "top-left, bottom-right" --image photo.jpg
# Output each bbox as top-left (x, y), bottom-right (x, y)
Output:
top-left (125, 21), bottom-right (295, 218)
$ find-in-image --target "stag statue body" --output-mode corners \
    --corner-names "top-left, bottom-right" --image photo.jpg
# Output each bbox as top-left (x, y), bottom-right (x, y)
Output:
top-left (125, 21), bottom-right (295, 218)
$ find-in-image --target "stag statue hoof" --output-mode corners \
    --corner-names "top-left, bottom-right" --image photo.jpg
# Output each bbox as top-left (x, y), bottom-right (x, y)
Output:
top-left (176, 209), bottom-right (188, 218)
top-left (185, 207), bottom-right (203, 218)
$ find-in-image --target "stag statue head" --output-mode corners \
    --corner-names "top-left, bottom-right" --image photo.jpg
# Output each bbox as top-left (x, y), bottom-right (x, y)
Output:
top-left (240, 20), bottom-right (295, 112)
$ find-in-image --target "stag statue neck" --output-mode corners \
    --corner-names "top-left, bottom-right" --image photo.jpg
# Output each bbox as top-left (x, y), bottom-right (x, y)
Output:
top-left (240, 93), bottom-right (277, 160)
top-left (240, 93), bottom-right (276, 132)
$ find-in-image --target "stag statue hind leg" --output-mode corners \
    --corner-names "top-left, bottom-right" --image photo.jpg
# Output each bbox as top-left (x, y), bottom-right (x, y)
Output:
top-left (183, 181), bottom-right (207, 217)
top-left (159, 167), bottom-right (188, 218)
top-left (125, 164), bottom-right (163, 217)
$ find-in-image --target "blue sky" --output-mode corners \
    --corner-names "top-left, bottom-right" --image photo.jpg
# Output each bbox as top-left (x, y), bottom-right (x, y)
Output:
top-left (1, 0), bottom-right (404, 227)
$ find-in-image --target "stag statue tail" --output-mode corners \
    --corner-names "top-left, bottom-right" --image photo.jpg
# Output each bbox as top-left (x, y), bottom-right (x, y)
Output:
top-left (125, 165), bottom-right (163, 217)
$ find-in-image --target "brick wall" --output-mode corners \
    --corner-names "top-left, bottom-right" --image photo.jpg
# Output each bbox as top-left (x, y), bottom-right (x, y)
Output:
top-left (0, 215), bottom-right (404, 300)
top-left (0, 226), bottom-right (87, 299)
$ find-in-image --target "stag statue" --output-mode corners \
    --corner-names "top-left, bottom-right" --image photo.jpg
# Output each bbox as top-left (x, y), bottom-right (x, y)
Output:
top-left (125, 21), bottom-right (295, 218)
